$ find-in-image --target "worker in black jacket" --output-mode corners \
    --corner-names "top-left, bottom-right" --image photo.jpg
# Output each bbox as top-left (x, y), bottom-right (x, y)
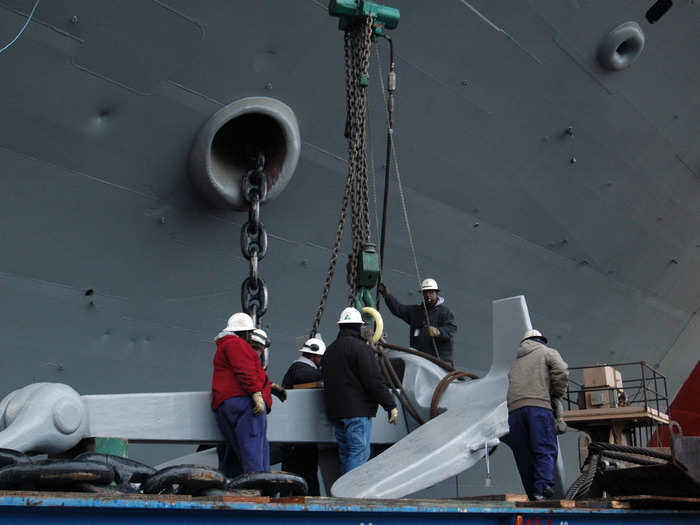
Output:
top-left (280, 337), bottom-right (326, 495)
top-left (323, 307), bottom-right (398, 474)
top-left (378, 278), bottom-right (457, 365)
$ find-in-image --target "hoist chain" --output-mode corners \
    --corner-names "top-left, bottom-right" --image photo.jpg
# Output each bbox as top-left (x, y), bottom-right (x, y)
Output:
top-left (310, 178), bottom-right (352, 338)
top-left (346, 16), bottom-right (374, 302)
top-left (310, 16), bottom-right (374, 337)
top-left (241, 153), bottom-right (269, 327)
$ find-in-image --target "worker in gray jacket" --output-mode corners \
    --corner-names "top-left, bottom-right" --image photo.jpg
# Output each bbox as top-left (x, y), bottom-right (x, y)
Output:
top-left (506, 329), bottom-right (568, 501)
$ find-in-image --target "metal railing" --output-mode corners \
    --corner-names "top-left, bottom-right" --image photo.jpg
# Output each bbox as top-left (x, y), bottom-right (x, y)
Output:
top-left (563, 361), bottom-right (669, 447)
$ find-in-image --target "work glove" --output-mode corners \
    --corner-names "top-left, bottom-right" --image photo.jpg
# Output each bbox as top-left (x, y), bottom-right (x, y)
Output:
top-left (388, 407), bottom-right (399, 425)
top-left (270, 382), bottom-right (287, 402)
top-left (377, 282), bottom-right (389, 297)
top-left (426, 326), bottom-right (440, 338)
top-left (551, 397), bottom-right (567, 434)
top-left (251, 392), bottom-right (265, 416)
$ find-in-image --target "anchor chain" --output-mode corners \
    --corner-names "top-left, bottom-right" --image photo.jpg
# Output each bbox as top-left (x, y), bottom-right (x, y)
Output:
top-left (310, 16), bottom-right (374, 336)
top-left (0, 451), bottom-right (307, 496)
top-left (241, 152), bottom-right (269, 327)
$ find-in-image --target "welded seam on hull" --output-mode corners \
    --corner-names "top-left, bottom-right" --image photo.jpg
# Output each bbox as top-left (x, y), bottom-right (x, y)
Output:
top-left (70, 58), bottom-right (152, 96)
top-left (0, 145), bottom-right (153, 199)
top-left (457, 0), bottom-right (542, 65)
top-left (303, 140), bottom-right (347, 164)
top-left (166, 80), bottom-right (223, 106)
top-left (309, 0), bottom-right (326, 11)
top-left (151, 0), bottom-right (206, 39)
top-left (0, 269), bottom-right (129, 301)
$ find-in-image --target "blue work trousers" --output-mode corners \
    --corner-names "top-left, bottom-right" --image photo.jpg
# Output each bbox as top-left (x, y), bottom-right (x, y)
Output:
top-left (508, 406), bottom-right (558, 499)
top-left (215, 396), bottom-right (270, 473)
top-left (333, 417), bottom-right (372, 474)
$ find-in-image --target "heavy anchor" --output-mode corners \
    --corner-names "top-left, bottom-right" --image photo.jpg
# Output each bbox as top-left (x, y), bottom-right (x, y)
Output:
top-left (0, 296), bottom-right (568, 499)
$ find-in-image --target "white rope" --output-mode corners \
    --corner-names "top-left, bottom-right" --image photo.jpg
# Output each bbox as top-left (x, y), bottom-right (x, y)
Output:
top-left (375, 46), bottom-right (439, 357)
top-left (0, 0), bottom-right (40, 55)
top-left (375, 48), bottom-right (424, 298)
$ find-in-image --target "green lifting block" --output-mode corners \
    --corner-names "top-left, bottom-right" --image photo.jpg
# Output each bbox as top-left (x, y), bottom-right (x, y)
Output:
top-left (329, 0), bottom-right (400, 31)
top-left (357, 243), bottom-right (380, 288)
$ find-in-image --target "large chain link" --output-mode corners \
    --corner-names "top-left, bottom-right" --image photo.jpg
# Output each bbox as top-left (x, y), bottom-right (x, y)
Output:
top-left (241, 153), bottom-right (269, 327)
top-left (310, 16), bottom-right (374, 336)
top-left (0, 450), bottom-right (307, 496)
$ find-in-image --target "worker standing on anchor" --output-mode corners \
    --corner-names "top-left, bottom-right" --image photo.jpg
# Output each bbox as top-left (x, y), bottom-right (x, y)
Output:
top-left (378, 278), bottom-right (457, 365)
top-left (323, 307), bottom-right (398, 474)
top-left (211, 313), bottom-right (273, 474)
top-left (507, 329), bottom-right (568, 501)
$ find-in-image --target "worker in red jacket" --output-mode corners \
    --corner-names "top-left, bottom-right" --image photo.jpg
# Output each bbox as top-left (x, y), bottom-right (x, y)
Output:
top-left (212, 312), bottom-right (272, 473)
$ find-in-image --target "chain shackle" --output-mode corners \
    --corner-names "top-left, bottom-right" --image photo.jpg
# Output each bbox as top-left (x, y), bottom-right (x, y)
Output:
top-left (243, 171), bottom-right (268, 204)
top-left (241, 276), bottom-right (268, 320)
top-left (241, 222), bottom-right (268, 260)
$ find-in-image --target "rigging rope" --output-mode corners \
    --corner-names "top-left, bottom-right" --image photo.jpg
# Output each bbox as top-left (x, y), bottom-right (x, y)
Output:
top-left (374, 42), bottom-right (440, 358)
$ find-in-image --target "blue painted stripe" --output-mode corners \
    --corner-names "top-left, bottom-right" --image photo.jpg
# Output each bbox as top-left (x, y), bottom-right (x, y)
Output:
top-left (0, 494), bottom-right (697, 523)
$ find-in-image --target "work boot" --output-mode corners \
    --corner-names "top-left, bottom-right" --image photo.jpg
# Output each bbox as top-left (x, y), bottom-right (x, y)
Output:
top-left (531, 486), bottom-right (553, 501)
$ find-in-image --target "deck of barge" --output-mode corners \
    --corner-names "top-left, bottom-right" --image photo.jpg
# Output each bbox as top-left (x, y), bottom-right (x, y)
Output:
top-left (0, 492), bottom-right (698, 524)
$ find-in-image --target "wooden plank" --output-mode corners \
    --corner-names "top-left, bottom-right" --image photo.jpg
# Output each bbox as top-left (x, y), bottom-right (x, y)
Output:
top-left (572, 499), bottom-right (629, 509)
top-left (613, 495), bottom-right (700, 509)
top-left (271, 496), bottom-right (308, 504)
top-left (563, 405), bottom-right (669, 427)
top-left (516, 499), bottom-right (576, 508)
top-left (197, 495), bottom-right (271, 503)
top-left (458, 493), bottom-right (527, 502)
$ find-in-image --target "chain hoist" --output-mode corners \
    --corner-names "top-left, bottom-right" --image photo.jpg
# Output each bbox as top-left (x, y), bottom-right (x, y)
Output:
top-left (309, 15), bottom-right (375, 338)
top-left (240, 153), bottom-right (269, 327)
top-left (310, 3), bottom-right (399, 337)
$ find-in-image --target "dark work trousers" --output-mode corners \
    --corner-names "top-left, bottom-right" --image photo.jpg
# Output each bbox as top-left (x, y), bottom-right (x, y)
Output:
top-left (215, 396), bottom-right (270, 473)
top-left (508, 406), bottom-right (557, 499)
top-left (216, 443), bottom-right (242, 479)
top-left (281, 444), bottom-right (320, 496)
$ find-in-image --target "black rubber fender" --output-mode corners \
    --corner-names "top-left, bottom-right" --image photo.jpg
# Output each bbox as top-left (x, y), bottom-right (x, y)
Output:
top-left (227, 471), bottom-right (308, 497)
top-left (0, 448), bottom-right (32, 468)
top-left (0, 460), bottom-right (114, 490)
top-left (75, 452), bottom-right (156, 484)
top-left (141, 465), bottom-right (226, 495)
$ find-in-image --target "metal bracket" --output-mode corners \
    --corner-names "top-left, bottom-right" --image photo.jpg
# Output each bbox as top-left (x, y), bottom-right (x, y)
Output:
top-left (328, 0), bottom-right (400, 31)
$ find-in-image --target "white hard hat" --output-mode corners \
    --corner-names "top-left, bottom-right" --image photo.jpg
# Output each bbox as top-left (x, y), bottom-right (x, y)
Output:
top-left (421, 278), bottom-right (439, 291)
top-left (250, 328), bottom-right (270, 348)
top-left (521, 329), bottom-right (548, 344)
top-left (301, 337), bottom-right (326, 356)
top-left (337, 306), bottom-right (364, 325)
top-left (225, 312), bottom-right (255, 332)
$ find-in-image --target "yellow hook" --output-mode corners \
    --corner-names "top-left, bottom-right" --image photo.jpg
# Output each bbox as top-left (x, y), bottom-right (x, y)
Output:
top-left (360, 306), bottom-right (384, 345)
